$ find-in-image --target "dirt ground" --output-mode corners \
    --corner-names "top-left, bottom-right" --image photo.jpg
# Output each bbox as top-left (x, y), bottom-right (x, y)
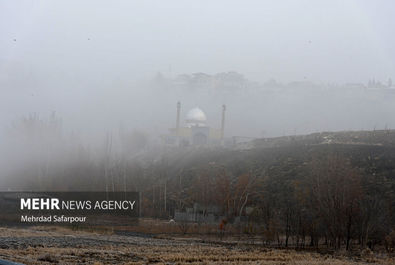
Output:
top-left (0, 227), bottom-right (393, 265)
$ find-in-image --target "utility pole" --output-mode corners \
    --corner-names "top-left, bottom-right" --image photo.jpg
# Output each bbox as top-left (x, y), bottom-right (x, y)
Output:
top-left (164, 181), bottom-right (167, 216)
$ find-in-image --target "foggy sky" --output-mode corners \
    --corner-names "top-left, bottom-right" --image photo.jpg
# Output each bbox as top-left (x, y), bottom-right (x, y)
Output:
top-left (2, 1), bottom-right (395, 82)
top-left (1, 0), bottom-right (395, 140)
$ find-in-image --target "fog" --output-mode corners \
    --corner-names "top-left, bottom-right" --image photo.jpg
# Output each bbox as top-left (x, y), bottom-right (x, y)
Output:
top-left (1, 1), bottom-right (395, 188)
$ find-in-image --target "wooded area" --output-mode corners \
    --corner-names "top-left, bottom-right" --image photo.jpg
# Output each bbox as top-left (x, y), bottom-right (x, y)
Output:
top-left (2, 114), bottom-right (395, 252)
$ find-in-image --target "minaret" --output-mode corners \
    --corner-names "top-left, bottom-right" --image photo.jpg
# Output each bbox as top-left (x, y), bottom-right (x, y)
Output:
top-left (220, 104), bottom-right (226, 142)
top-left (176, 102), bottom-right (181, 143)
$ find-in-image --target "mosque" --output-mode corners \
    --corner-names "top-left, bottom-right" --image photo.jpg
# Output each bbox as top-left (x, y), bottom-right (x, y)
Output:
top-left (163, 102), bottom-right (226, 146)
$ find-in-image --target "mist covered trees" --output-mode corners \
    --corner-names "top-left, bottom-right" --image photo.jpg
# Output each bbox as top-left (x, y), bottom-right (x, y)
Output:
top-left (1, 114), bottom-right (394, 251)
top-left (147, 145), bottom-right (394, 251)
top-left (139, 146), bottom-right (394, 251)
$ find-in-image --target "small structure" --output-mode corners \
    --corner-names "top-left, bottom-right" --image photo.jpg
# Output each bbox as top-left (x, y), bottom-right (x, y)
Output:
top-left (174, 203), bottom-right (225, 224)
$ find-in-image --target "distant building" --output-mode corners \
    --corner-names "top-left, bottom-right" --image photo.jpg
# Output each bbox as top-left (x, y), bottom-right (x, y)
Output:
top-left (174, 203), bottom-right (224, 223)
top-left (162, 102), bottom-right (226, 146)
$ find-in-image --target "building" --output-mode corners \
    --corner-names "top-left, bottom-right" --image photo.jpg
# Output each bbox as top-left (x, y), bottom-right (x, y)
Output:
top-left (163, 102), bottom-right (226, 146)
top-left (174, 203), bottom-right (224, 223)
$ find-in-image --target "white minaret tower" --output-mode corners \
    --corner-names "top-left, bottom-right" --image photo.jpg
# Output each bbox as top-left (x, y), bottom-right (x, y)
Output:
top-left (176, 101), bottom-right (181, 145)
top-left (221, 104), bottom-right (226, 143)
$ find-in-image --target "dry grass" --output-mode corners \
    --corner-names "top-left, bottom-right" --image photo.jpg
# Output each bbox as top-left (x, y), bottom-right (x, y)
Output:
top-left (0, 226), bottom-right (393, 264)
top-left (0, 226), bottom-right (108, 237)
top-left (1, 244), bottom-right (393, 265)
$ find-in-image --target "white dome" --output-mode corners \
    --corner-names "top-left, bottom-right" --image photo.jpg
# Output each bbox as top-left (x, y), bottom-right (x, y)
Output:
top-left (186, 107), bottom-right (207, 125)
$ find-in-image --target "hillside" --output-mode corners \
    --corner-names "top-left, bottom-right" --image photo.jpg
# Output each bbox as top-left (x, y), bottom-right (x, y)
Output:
top-left (139, 130), bottom-right (395, 251)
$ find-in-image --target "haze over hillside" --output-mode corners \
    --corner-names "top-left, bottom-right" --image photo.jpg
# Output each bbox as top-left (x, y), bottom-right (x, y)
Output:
top-left (1, 2), bottom-right (395, 259)
top-left (1, 0), bottom-right (395, 143)
top-left (1, 0), bottom-right (395, 186)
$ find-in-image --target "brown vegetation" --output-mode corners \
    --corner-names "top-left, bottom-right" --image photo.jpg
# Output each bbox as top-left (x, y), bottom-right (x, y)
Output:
top-left (0, 227), bottom-right (393, 265)
top-left (4, 115), bottom-right (395, 253)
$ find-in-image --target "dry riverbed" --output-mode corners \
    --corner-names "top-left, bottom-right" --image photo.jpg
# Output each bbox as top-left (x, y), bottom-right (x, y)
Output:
top-left (0, 227), bottom-right (393, 265)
